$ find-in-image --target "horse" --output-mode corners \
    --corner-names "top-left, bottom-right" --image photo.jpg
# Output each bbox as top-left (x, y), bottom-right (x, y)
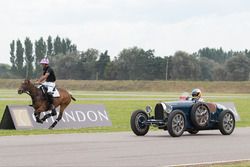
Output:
top-left (18, 80), bottom-right (76, 129)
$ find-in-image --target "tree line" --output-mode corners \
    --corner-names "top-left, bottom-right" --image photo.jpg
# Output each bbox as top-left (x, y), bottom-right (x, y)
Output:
top-left (1, 36), bottom-right (250, 81)
top-left (8, 36), bottom-right (77, 78)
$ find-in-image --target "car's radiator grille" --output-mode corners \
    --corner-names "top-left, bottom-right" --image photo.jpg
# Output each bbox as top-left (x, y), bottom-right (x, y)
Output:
top-left (155, 103), bottom-right (164, 120)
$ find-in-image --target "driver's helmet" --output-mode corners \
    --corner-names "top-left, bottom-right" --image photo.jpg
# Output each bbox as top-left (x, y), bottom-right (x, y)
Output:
top-left (40, 58), bottom-right (49, 64)
top-left (192, 88), bottom-right (201, 99)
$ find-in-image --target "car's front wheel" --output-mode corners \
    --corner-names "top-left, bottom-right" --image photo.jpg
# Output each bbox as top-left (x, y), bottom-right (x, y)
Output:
top-left (218, 110), bottom-right (235, 135)
top-left (167, 110), bottom-right (186, 137)
top-left (130, 110), bottom-right (149, 136)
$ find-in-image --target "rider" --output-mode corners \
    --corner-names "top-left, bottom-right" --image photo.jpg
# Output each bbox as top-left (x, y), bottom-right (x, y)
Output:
top-left (191, 88), bottom-right (204, 102)
top-left (36, 57), bottom-right (56, 111)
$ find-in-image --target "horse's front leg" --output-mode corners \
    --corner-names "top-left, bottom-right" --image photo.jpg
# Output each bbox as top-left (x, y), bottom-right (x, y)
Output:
top-left (34, 111), bottom-right (43, 124)
top-left (41, 108), bottom-right (57, 122)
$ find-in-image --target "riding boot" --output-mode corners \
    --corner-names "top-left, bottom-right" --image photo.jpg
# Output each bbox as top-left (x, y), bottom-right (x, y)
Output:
top-left (47, 92), bottom-right (55, 111)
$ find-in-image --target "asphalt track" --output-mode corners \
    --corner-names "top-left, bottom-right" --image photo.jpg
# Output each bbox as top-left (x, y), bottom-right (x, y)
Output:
top-left (0, 127), bottom-right (250, 167)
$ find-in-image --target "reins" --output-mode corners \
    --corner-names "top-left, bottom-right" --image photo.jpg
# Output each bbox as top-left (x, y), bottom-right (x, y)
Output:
top-left (25, 82), bottom-right (43, 102)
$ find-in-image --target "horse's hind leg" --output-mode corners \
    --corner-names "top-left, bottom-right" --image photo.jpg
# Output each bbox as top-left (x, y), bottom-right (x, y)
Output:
top-left (34, 112), bottom-right (43, 124)
top-left (41, 109), bottom-right (57, 122)
top-left (48, 111), bottom-right (63, 129)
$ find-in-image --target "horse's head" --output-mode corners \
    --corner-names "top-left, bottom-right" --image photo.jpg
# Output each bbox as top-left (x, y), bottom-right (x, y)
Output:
top-left (18, 80), bottom-right (32, 94)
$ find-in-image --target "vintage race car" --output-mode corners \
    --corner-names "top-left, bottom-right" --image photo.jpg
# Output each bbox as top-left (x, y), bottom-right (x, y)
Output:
top-left (130, 99), bottom-right (238, 137)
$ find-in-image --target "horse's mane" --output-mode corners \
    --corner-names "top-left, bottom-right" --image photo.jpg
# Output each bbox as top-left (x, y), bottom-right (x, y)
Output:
top-left (24, 80), bottom-right (44, 97)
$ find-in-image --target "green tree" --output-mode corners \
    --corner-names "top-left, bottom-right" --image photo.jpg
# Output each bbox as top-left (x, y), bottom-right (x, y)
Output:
top-left (24, 37), bottom-right (34, 78)
top-left (212, 65), bottom-right (227, 81)
top-left (16, 39), bottom-right (24, 77)
top-left (47, 36), bottom-right (53, 57)
top-left (96, 50), bottom-right (110, 80)
top-left (70, 44), bottom-right (77, 53)
top-left (171, 51), bottom-right (201, 80)
top-left (245, 49), bottom-right (250, 59)
top-left (35, 37), bottom-right (47, 76)
top-left (197, 47), bottom-right (229, 64)
top-left (104, 61), bottom-right (119, 80)
top-left (53, 53), bottom-right (81, 79)
top-left (151, 56), bottom-right (166, 80)
top-left (62, 39), bottom-right (67, 55)
top-left (166, 56), bottom-right (173, 80)
top-left (225, 55), bottom-right (250, 81)
top-left (116, 47), bottom-right (156, 80)
top-left (54, 36), bottom-right (62, 55)
top-left (0, 64), bottom-right (15, 78)
top-left (199, 57), bottom-right (218, 81)
top-left (78, 48), bottom-right (99, 79)
top-left (9, 40), bottom-right (16, 72)
top-left (65, 38), bottom-right (71, 52)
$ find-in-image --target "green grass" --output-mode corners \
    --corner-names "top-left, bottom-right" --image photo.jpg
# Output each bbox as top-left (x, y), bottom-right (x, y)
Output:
top-left (178, 160), bottom-right (250, 167)
top-left (2, 79), bottom-right (250, 93)
top-left (212, 161), bottom-right (250, 167)
top-left (0, 90), bottom-right (250, 136)
top-left (0, 98), bottom-right (157, 136)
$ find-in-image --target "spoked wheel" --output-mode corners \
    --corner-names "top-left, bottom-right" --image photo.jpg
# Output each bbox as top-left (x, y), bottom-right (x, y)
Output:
top-left (191, 103), bottom-right (210, 128)
top-left (130, 110), bottom-right (149, 136)
top-left (168, 110), bottom-right (185, 137)
top-left (219, 110), bottom-right (235, 135)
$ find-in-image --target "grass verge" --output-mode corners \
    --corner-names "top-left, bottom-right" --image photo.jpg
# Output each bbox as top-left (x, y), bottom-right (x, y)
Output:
top-left (2, 79), bottom-right (250, 93)
top-left (177, 160), bottom-right (250, 167)
top-left (0, 90), bottom-right (250, 136)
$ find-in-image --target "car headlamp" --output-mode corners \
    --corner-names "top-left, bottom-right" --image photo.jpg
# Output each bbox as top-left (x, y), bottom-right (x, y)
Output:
top-left (161, 102), bottom-right (172, 114)
top-left (145, 105), bottom-right (152, 114)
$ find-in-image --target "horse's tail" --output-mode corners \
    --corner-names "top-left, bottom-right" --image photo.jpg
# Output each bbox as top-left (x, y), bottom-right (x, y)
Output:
top-left (71, 95), bottom-right (76, 101)
top-left (68, 91), bottom-right (76, 101)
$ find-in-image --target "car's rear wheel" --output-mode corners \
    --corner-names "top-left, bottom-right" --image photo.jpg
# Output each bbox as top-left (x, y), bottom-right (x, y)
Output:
top-left (187, 129), bottom-right (199, 134)
top-left (191, 102), bottom-right (210, 128)
top-left (168, 110), bottom-right (185, 137)
top-left (219, 110), bottom-right (235, 135)
top-left (130, 110), bottom-right (149, 136)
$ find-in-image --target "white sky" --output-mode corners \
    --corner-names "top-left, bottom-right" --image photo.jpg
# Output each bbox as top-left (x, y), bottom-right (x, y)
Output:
top-left (1, 0), bottom-right (250, 64)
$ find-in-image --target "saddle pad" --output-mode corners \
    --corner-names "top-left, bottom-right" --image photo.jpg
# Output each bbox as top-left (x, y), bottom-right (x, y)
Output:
top-left (53, 89), bottom-right (60, 97)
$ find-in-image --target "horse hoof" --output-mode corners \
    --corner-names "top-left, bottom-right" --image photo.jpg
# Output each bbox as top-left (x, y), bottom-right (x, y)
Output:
top-left (41, 118), bottom-right (46, 122)
top-left (48, 126), bottom-right (53, 130)
top-left (36, 120), bottom-right (43, 124)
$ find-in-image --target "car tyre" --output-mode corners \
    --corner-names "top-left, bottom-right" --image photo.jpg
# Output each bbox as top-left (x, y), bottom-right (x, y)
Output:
top-left (191, 102), bottom-right (210, 128)
top-left (130, 110), bottom-right (149, 136)
top-left (168, 110), bottom-right (185, 137)
top-left (218, 110), bottom-right (235, 135)
top-left (187, 129), bottom-right (199, 134)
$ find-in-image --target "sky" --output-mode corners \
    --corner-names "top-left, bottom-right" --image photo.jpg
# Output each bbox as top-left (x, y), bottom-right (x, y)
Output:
top-left (1, 0), bottom-right (250, 64)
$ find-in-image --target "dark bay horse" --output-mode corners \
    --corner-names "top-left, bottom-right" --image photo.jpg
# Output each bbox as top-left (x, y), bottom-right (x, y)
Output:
top-left (18, 80), bottom-right (76, 129)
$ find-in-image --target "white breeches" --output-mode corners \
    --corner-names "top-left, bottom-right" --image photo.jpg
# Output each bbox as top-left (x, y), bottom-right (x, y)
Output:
top-left (42, 82), bottom-right (55, 93)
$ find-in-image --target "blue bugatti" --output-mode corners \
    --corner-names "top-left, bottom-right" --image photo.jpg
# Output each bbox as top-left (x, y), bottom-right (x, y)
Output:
top-left (130, 100), bottom-right (236, 137)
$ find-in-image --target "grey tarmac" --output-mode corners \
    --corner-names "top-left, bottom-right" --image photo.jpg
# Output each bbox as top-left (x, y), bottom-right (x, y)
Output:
top-left (0, 127), bottom-right (250, 167)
